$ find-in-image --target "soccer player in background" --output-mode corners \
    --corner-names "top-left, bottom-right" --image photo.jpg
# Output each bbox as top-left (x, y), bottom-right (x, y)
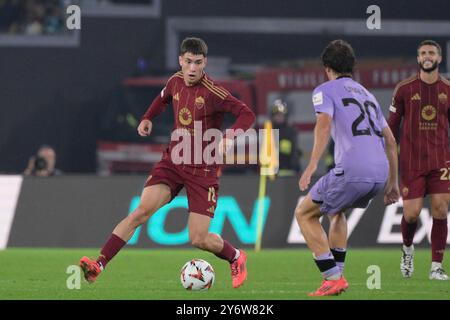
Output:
top-left (296, 40), bottom-right (399, 296)
top-left (80, 37), bottom-right (255, 288)
top-left (388, 40), bottom-right (450, 280)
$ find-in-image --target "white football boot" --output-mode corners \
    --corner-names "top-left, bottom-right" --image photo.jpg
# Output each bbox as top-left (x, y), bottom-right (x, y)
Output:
top-left (429, 263), bottom-right (449, 281)
top-left (400, 245), bottom-right (414, 278)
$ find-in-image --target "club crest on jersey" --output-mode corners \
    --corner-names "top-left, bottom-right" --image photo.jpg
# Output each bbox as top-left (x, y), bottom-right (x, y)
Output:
top-left (179, 107), bottom-right (192, 126)
top-left (421, 105), bottom-right (437, 121)
top-left (439, 93), bottom-right (448, 105)
top-left (195, 96), bottom-right (205, 109)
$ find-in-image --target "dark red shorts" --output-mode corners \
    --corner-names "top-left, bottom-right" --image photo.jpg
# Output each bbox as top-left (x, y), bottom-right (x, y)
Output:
top-left (401, 166), bottom-right (450, 200)
top-left (144, 158), bottom-right (219, 218)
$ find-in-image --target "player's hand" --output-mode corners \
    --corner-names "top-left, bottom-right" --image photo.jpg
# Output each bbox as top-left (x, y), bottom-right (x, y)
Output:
top-left (218, 137), bottom-right (234, 157)
top-left (137, 120), bottom-right (152, 137)
top-left (299, 163), bottom-right (317, 192)
top-left (384, 182), bottom-right (400, 205)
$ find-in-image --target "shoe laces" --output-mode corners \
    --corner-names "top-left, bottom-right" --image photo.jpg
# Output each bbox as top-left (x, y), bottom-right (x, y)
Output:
top-left (86, 258), bottom-right (101, 273)
top-left (231, 260), bottom-right (238, 276)
top-left (402, 252), bottom-right (413, 265)
top-left (319, 281), bottom-right (332, 290)
top-left (433, 267), bottom-right (447, 276)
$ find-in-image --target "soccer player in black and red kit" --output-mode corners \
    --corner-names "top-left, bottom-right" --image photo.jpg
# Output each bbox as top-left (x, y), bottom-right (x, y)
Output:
top-left (80, 38), bottom-right (255, 288)
top-left (388, 40), bottom-right (450, 280)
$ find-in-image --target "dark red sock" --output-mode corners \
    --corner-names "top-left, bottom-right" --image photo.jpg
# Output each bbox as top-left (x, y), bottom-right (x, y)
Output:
top-left (97, 233), bottom-right (126, 269)
top-left (214, 240), bottom-right (237, 263)
top-left (431, 218), bottom-right (448, 263)
top-left (401, 216), bottom-right (417, 247)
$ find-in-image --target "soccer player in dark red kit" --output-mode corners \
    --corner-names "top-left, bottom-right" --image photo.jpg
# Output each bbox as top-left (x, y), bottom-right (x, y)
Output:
top-left (388, 40), bottom-right (450, 280)
top-left (80, 37), bottom-right (255, 288)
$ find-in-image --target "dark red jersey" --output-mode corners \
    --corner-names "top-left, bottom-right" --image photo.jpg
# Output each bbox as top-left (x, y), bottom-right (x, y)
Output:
top-left (388, 73), bottom-right (450, 172)
top-left (142, 71), bottom-right (256, 176)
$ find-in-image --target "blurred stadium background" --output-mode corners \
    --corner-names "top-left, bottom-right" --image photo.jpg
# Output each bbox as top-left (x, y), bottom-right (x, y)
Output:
top-left (1, 0), bottom-right (450, 300)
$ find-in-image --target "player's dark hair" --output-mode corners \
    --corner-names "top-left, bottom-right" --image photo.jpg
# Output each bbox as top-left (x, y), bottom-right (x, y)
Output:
top-left (321, 40), bottom-right (356, 74)
top-left (417, 40), bottom-right (442, 56)
top-left (180, 37), bottom-right (208, 57)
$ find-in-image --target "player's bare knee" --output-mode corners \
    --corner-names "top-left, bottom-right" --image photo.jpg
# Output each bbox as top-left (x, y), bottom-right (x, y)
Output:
top-left (431, 201), bottom-right (449, 219)
top-left (140, 201), bottom-right (159, 214)
top-left (129, 205), bottom-right (153, 226)
top-left (403, 213), bottom-right (417, 223)
top-left (296, 206), bottom-right (315, 225)
top-left (404, 205), bottom-right (421, 222)
top-left (127, 213), bottom-right (144, 228)
top-left (404, 213), bottom-right (419, 223)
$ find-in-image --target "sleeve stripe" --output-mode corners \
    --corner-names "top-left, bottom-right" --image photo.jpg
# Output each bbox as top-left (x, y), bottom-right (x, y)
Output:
top-left (202, 77), bottom-right (229, 97)
top-left (203, 81), bottom-right (228, 98)
top-left (202, 80), bottom-right (227, 99)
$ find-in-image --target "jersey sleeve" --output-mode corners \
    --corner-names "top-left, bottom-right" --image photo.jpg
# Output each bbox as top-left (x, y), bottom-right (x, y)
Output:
top-left (141, 77), bottom-right (173, 121)
top-left (312, 87), bottom-right (334, 117)
top-left (373, 98), bottom-right (388, 129)
top-left (379, 113), bottom-right (388, 129)
top-left (217, 93), bottom-right (256, 137)
top-left (387, 84), bottom-right (405, 140)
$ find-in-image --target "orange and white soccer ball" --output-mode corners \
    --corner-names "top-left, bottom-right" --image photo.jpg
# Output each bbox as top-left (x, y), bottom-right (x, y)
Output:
top-left (180, 259), bottom-right (215, 291)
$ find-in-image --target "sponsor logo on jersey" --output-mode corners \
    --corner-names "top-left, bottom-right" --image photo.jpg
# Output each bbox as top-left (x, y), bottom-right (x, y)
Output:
top-left (312, 92), bottom-right (323, 106)
top-left (421, 105), bottom-right (437, 121)
top-left (173, 92), bottom-right (180, 101)
top-left (178, 107), bottom-right (192, 126)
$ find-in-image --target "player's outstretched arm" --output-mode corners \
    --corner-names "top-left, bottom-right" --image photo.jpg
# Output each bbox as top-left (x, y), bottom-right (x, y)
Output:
top-left (382, 126), bottom-right (400, 205)
top-left (138, 77), bottom-right (174, 136)
top-left (219, 94), bottom-right (256, 156)
top-left (137, 119), bottom-right (153, 137)
top-left (299, 112), bottom-right (332, 191)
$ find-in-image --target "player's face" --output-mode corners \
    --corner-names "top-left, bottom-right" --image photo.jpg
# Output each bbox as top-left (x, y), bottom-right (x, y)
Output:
top-left (417, 45), bottom-right (441, 73)
top-left (179, 52), bottom-right (207, 86)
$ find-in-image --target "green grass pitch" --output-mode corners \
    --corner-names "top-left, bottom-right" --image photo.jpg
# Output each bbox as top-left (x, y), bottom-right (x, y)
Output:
top-left (0, 248), bottom-right (449, 300)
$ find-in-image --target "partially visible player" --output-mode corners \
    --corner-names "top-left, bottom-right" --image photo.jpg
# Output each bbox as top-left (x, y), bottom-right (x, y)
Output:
top-left (295, 40), bottom-right (399, 296)
top-left (79, 37), bottom-right (255, 288)
top-left (388, 40), bottom-right (450, 280)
